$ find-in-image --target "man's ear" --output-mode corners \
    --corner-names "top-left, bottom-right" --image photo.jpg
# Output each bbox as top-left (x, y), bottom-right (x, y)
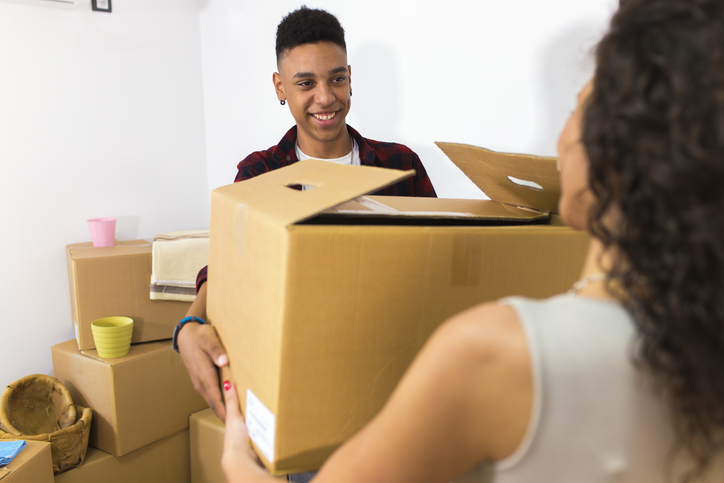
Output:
top-left (348, 64), bottom-right (352, 91)
top-left (273, 72), bottom-right (285, 102)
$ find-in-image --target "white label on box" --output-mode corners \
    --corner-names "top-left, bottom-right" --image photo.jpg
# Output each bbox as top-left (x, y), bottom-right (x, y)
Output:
top-left (246, 389), bottom-right (275, 463)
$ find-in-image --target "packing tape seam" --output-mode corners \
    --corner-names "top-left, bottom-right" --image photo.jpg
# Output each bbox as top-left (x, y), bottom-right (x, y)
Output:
top-left (236, 204), bottom-right (247, 257)
top-left (451, 235), bottom-right (484, 287)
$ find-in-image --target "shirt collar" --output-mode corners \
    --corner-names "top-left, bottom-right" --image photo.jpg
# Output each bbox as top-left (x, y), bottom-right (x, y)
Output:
top-left (347, 125), bottom-right (377, 166)
top-left (271, 125), bottom-right (376, 166)
top-left (270, 125), bottom-right (299, 166)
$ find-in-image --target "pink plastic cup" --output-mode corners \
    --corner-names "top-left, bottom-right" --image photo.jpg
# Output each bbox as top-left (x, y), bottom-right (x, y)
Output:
top-left (87, 217), bottom-right (116, 247)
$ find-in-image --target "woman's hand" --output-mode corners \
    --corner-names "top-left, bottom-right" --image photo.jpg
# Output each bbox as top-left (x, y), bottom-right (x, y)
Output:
top-left (222, 381), bottom-right (274, 483)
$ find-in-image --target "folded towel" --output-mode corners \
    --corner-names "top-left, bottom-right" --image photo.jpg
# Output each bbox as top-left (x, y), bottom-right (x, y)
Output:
top-left (150, 230), bottom-right (209, 302)
top-left (0, 441), bottom-right (26, 466)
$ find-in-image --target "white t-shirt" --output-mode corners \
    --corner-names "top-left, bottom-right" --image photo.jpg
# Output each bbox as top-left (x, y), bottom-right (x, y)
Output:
top-left (295, 136), bottom-right (360, 166)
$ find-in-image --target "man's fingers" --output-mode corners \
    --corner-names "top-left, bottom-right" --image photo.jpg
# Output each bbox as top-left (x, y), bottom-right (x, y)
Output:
top-left (200, 366), bottom-right (227, 422)
top-left (176, 323), bottom-right (229, 421)
top-left (208, 346), bottom-right (229, 367)
top-left (197, 326), bottom-right (230, 368)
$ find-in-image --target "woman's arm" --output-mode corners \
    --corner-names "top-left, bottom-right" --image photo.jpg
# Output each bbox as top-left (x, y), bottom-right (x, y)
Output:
top-left (223, 301), bottom-right (533, 483)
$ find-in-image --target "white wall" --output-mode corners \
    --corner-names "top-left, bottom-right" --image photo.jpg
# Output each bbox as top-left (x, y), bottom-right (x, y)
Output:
top-left (0, 0), bottom-right (617, 388)
top-left (199, 0), bottom-right (618, 198)
top-left (0, 0), bottom-right (209, 387)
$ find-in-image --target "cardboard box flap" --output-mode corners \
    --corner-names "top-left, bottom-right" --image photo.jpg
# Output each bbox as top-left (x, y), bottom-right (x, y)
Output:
top-left (212, 159), bottom-right (414, 226)
top-left (435, 142), bottom-right (560, 213)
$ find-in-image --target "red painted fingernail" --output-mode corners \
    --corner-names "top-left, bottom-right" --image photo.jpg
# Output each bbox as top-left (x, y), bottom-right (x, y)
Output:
top-left (223, 380), bottom-right (231, 391)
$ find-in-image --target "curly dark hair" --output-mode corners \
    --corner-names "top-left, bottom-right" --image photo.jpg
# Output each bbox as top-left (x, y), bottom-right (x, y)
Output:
top-left (275, 6), bottom-right (346, 63)
top-left (583, 0), bottom-right (724, 478)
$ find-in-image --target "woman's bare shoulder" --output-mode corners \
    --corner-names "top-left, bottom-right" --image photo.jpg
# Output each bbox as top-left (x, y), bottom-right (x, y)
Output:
top-left (419, 301), bottom-right (533, 461)
top-left (434, 301), bottom-right (528, 363)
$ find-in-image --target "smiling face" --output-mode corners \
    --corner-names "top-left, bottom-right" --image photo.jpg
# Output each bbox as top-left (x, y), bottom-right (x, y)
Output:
top-left (557, 81), bottom-right (597, 231)
top-left (274, 41), bottom-right (352, 158)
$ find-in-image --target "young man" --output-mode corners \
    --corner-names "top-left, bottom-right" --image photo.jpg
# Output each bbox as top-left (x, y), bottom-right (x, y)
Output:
top-left (175, 5), bottom-right (436, 428)
top-left (236, 6), bottom-right (436, 194)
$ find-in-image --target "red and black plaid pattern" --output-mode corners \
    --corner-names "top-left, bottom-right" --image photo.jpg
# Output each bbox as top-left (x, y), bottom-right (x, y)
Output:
top-left (234, 125), bottom-right (437, 197)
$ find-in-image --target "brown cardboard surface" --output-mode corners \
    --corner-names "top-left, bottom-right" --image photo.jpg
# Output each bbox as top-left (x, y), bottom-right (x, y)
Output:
top-left (66, 240), bottom-right (191, 350)
top-left (207, 156), bottom-right (591, 474)
top-left (435, 142), bottom-right (560, 213)
top-left (0, 441), bottom-right (53, 483)
top-left (211, 159), bottom-right (412, 228)
top-left (190, 409), bottom-right (225, 483)
top-left (51, 340), bottom-right (207, 457)
top-left (54, 429), bottom-right (190, 483)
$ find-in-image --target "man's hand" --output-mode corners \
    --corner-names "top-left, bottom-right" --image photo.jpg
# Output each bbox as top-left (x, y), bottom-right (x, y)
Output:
top-left (178, 321), bottom-right (229, 421)
top-left (177, 282), bottom-right (229, 421)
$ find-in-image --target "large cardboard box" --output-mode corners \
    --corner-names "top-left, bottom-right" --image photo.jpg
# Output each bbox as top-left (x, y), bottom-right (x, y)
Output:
top-left (54, 429), bottom-right (190, 483)
top-left (51, 339), bottom-right (207, 457)
top-left (207, 146), bottom-right (591, 474)
top-left (190, 409), bottom-right (225, 483)
top-left (66, 240), bottom-right (191, 350)
top-left (0, 441), bottom-right (53, 482)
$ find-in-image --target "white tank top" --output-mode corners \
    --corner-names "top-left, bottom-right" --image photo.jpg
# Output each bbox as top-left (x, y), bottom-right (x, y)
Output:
top-left (458, 294), bottom-right (724, 483)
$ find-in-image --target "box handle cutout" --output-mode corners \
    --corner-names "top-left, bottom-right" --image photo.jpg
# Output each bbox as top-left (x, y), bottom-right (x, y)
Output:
top-left (285, 183), bottom-right (316, 191)
top-left (507, 176), bottom-right (543, 191)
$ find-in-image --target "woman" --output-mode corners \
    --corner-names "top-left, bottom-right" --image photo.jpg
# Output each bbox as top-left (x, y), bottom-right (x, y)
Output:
top-left (222, 0), bottom-right (724, 480)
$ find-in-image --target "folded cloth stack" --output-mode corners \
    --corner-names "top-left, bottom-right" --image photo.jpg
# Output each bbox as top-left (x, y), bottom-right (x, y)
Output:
top-left (0, 440), bottom-right (25, 466)
top-left (150, 230), bottom-right (209, 302)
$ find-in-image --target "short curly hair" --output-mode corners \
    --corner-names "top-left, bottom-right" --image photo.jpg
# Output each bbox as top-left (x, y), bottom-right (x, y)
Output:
top-left (584, 0), bottom-right (724, 479)
top-left (275, 6), bottom-right (346, 63)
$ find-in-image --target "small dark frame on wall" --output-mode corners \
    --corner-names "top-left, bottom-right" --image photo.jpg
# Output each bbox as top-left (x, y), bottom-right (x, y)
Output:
top-left (91, 0), bottom-right (112, 13)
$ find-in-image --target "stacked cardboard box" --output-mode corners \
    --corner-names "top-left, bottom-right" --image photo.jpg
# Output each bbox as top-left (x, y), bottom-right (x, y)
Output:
top-left (46, 239), bottom-right (208, 481)
top-left (189, 409), bottom-right (226, 483)
top-left (0, 441), bottom-right (53, 482)
top-left (54, 430), bottom-right (191, 483)
top-left (207, 145), bottom-right (591, 474)
top-left (52, 340), bottom-right (207, 457)
top-left (65, 240), bottom-right (191, 350)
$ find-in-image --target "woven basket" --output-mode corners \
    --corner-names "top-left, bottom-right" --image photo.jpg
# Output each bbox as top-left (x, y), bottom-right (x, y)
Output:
top-left (0, 374), bottom-right (92, 474)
